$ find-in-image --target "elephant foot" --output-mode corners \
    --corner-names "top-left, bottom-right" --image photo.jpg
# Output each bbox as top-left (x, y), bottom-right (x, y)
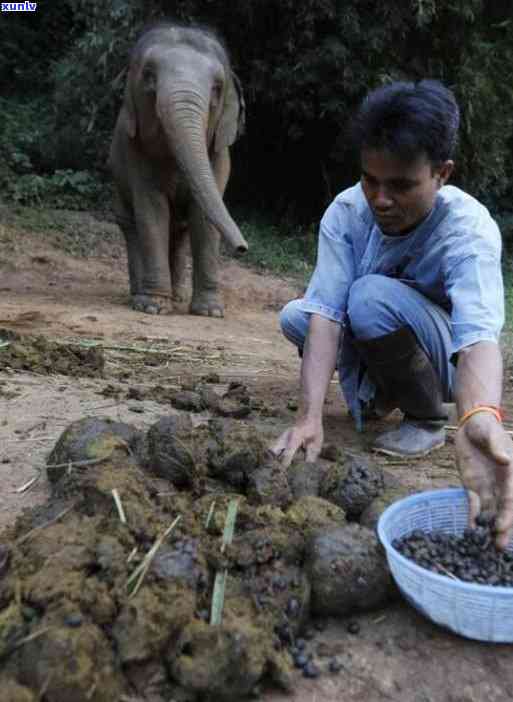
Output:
top-left (190, 295), bottom-right (224, 318)
top-left (131, 294), bottom-right (173, 315)
top-left (172, 286), bottom-right (189, 312)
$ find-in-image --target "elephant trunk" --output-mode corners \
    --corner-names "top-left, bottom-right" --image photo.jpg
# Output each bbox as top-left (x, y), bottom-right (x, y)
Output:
top-left (158, 90), bottom-right (248, 254)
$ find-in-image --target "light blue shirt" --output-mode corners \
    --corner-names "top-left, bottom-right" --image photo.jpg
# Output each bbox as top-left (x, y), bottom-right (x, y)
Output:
top-left (301, 183), bottom-right (504, 424)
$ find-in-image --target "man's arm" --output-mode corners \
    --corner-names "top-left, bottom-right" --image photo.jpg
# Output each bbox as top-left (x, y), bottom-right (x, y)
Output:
top-left (300, 313), bottom-right (341, 420)
top-left (272, 314), bottom-right (341, 467)
top-left (454, 341), bottom-right (513, 547)
top-left (455, 341), bottom-right (502, 414)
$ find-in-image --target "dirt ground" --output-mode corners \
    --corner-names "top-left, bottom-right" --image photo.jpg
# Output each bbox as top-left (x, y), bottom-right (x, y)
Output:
top-left (1, 208), bottom-right (513, 701)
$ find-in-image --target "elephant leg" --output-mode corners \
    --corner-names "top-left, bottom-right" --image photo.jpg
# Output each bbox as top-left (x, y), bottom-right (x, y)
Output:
top-left (189, 148), bottom-right (231, 318)
top-left (169, 219), bottom-right (189, 308)
top-left (113, 190), bottom-right (143, 296)
top-left (189, 210), bottom-right (223, 317)
top-left (131, 190), bottom-right (173, 315)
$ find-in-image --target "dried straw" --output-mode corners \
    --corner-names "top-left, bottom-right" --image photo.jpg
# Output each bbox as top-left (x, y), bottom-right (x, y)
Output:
top-left (112, 489), bottom-right (127, 524)
top-left (126, 515), bottom-right (181, 598)
top-left (210, 499), bottom-right (239, 626)
top-left (15, 468), bottom-right (42, 494)
top-left (205, 500), bottom-right (216, 529)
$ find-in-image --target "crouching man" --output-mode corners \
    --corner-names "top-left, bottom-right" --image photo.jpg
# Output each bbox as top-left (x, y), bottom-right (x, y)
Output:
top-left (272, 80), bottom-right (513, 547)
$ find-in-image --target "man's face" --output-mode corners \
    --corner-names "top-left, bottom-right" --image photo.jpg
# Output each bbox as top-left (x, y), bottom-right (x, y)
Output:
top-left (360, 148), bottom-right (453, 235)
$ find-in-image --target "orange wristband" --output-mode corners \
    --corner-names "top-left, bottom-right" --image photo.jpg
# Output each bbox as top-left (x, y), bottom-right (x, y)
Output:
top-left (458, 405), bottom-right (504, 429)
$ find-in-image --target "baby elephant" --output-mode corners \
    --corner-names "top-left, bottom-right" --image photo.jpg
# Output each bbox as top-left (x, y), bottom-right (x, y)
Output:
top-left (109, 23), bottom-right (248, 317)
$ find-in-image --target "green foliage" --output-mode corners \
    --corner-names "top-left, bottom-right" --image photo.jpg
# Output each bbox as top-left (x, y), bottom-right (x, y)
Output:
top-left (502, 258), bottom-right (513, 331)
top-left (238, 217), bottom-right (316, 284)
top-left (50, 0), bottom-right (153, 170)
top-left (497, 212), bottom-right (513, 252)
top-left (0, 96), bottom-right (104, 208)
top-left (163, 0), bottom-right (513, 217)
top-left (1, 0), bottom-right (513, 220)
top-left (0, 97), bottom-right (48, 172)
top-left (6, 170), bottom-right (103, 208)
top-left (0, 2), bottom-right (77, 94)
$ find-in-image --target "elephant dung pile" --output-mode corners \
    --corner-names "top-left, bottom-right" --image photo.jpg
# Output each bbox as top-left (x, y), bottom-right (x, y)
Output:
top-left (0, 329), bottom-right (104, 378)
top-left (0, 414), bottom-right (396, 702)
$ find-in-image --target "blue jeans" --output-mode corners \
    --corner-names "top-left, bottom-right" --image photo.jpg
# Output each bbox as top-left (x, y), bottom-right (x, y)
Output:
top-left (280, 274), bottom-right (455, 420)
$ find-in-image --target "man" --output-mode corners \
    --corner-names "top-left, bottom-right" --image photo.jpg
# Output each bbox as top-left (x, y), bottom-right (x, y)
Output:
top-left (272, 80), bottom-right (513, 547)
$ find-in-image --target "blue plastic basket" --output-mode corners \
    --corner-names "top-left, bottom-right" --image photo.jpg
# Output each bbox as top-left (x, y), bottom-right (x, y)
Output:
top-left (377, 488), bottom-right (513, 642)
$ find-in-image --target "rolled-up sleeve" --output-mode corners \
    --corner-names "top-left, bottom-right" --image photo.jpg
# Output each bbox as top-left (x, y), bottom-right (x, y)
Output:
top-left (300, 200), bottom-right (356, 324)
top-left (446, 253), bottom-right (504, 354)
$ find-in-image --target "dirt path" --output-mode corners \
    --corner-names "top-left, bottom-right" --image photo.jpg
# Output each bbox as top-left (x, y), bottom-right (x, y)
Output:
top-left (1, 210), bottom-right (513, 701)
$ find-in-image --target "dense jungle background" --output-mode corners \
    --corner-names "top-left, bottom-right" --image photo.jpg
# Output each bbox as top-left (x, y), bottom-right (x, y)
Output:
top-left (1, 1), bottom-right (513, 225)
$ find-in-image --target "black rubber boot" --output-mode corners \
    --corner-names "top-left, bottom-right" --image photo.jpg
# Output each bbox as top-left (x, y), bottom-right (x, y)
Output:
top-left (355, 326), bottom-right (447, 457)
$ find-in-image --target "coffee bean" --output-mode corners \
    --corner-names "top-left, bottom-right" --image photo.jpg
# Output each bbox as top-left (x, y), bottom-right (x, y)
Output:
top-left (65, 613), bottom-right (83, 628)
top-left (329, 658), bottom-right (342, 674)
top-left (303, 661), bottom-right (321, 678)
top-left (294, 653), bottom-right (309, 669)
top-left (476, 512), bottom-right (496, 529)
top-left (286, 597), bottom-right (300, 618)
top-left (295, 638), bottom-right (307, 651)
top-left (393, 520), bottom-right (509, 587)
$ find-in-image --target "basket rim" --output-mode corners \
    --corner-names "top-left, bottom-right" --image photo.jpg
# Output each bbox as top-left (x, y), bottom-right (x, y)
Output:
top-left (377, 487), bottom-right (513, 595)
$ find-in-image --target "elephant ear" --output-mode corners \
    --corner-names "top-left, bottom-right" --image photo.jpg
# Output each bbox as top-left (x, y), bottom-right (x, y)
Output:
top-left (120, 66), bottom-right (138, 139)
top-left (214, 71), bottom-right (245, 153)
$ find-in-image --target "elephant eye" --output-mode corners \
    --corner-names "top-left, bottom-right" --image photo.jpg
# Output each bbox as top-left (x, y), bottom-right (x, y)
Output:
top-left (212, 81), bottom-right (223, 102)
top-left (143, 67), bottom-right (156, 90)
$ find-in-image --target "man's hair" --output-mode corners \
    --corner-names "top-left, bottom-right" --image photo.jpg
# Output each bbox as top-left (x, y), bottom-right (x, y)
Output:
top-left (351, 79), bottom-right (460, 165)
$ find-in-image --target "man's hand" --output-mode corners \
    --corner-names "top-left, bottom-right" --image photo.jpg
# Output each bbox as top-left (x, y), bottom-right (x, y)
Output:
top-left (270, 313), bottom-right (340, 468)
top-left (271, 417), bottom-right (323, 468)
top-left (455, 412), bottom-right (513, 548)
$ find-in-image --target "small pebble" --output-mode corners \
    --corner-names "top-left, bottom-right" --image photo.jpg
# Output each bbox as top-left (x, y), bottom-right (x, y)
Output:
top-left (1, 457), bottom-right (10, 464)
top-left (347, 620), bottom-right (360, 635)
top-left (303, 661), bottom-right (321, 679)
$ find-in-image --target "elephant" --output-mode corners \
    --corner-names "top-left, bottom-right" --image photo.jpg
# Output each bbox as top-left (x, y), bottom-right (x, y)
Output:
top-left (108, 23), bottom-right (248, 317)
